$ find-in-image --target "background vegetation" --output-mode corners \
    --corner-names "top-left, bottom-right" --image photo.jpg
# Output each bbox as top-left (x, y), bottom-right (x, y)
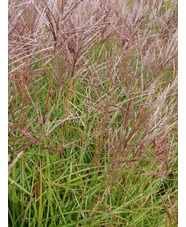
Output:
top-left (8, 0), bottom-right (178, 226)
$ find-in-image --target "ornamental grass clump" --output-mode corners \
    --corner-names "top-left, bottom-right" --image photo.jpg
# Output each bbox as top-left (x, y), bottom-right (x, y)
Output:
top-left (8, 0), bottom-right (177, 226)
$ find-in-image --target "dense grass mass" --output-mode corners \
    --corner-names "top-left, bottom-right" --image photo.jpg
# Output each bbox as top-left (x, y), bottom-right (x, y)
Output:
top-left (8, 0), bottom-right (177, 226)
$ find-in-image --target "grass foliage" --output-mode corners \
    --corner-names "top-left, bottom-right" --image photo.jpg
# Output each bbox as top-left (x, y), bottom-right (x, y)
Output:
top-left (8, 0), bottom-right (178, 226)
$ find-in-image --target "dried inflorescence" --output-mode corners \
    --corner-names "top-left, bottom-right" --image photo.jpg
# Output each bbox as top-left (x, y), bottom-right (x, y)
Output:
top-left (8, 0), bottom-right (177, 202)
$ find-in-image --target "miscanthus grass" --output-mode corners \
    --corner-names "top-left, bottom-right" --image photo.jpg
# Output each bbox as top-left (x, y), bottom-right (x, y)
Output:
top-left (8, 0), bottom-right (177, 226)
